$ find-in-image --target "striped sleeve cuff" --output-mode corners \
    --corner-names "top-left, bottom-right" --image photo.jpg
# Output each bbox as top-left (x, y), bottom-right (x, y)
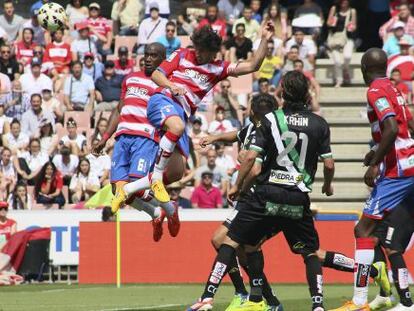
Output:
top-left (255, 157), bottom-right (263, 163)
top-left (157, 67), bottom-right (167, 76)
top-left (249, 145), bottom-right (264, 153)
top-left (320, 152), bottom-right (333, 159)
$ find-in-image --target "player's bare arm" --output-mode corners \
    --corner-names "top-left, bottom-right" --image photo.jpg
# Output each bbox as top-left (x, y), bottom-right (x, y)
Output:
top-left (199, 131), bottom-right (238, 148)
top-left (322, 158), bottom-right (334, 196)
top-left (228, 149), bottom-right (258, 201)
top-left (151, 69), bottom-right (186, 96)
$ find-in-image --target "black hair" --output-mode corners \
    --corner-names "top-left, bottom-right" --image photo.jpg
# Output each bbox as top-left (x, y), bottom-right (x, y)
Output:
top-left (66, 117), bottom-right (77, 127)
top-left (214, 141), bottom-right (225, 150)
top-left (22, 27), bottom-right (34, 36)
top-left (281, 71), bottom-right (311, 112)
top-left (251, 93), bottom-right (276, 118)
top-left (34, 161), bottom-right (58, 199)
top-left (290, 45), bottom-right (300, 51)
top-left (10, 118), bottom-right (20, 127)
top-left (30, 93), bottom-right (42, 102)
top-left (166, 21), bottom-right (176, 28)
top-left (1, 146), bottom-right (11, 155)
top-left (10, 180), bottom-right (28, 210)
top-left (70, 60), bottom-right (83, 68)
top-left (191, 25), bottom-right (221, 53)
top-left (235, 23), bottom-right (246, 30)
top-left (293, 59), bottom-right (304, 66)
top-left (258, 77), bottom-right (269, 85)
top-left (3, 0), bottom-right (13, 7)
top-left (101, 206), bottom-right (114, 222)
top-left (76, 157), bottom-right (90, 176)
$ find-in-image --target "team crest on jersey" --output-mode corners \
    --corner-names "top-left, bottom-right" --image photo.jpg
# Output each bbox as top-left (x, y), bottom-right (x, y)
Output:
top-left (374, 97), bottom-right (390, 112)
top-left (184, 69), bottom-right (208, 83)
top-left (126, 86), bottom-right (148, 97)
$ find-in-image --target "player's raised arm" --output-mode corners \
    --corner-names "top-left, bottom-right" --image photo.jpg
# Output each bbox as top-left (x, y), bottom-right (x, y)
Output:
top-left (199, 131), bottom-right (238, 148)
top-left (229, 22), bottom-right (274, 77)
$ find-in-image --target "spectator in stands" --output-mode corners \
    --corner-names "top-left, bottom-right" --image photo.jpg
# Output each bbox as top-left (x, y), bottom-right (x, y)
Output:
top-left (226, 23), bottom-right (253, 63)
top-left (41, 87), bottom-right (63, 122)
top-left (86, 138), bottom-right (111, 186)
top-left (71, 22), bottom-right (98, 62)
top-left (213, 79), bottom-right (242, 128)
top-left (111, 0), bottom-right (143, 36)
top-left (208, 106), bottom-right (234, 136)
top-left (43, 29), bottom-right (71, 75)
top-left (217, 0), bottom-right (244, 27)
top-left (87, 3), bottom-right (112, 59)
top-left (0, 73), bottom-right (11, 108)
top-left (53, 146), bottom-right (79, 185)
top-left (7, 182), bottom-right (32, 210)
top-left (60, 118), bottom-right (87, 157)
top-left (21, 93), bottom-right (55, 139)
top-left (95, 61), bottom-right (123, 112)
top-left (39, 118), bottom-right (58, 157)
top-left (157, 21), bottom-right (181, 58)
top-left (195, 148), bottom-right (228, 196)
top-left (14, 28), bottom-right (36, 69)
top-left (294, 0), bottom-right (324, 37)
top-left (190, 117), bottom-right (208, 165)
top-left (283, 45), bottom-right (312, 74)
top-left (30, 0), bottom-right (49, 15)
top-left (257, 77), bottom-right (270, 95)
top-left (14, 137), bottom-right (48, 185)
top-left (64, 61), bottom-right (95, 111)
top-left (167, 182), bottom-right (191, 209)
top-left (2, 119), bottom-right (29, 155)
top-left (383, 21), bottom-right (413, 56)
top-left (144, 0), bottom-right (170, 19)
top-left (198, 5), bottom-right (227, 40)
top-left (137, 3), bottom-right (168, 54)
top-left (34, 161), bottom-right (65, 208)
top-left (66, 0), bottom-right (89, 37)
top-left (22, 8), bottom-right (46, 46)
top-left (250, 0), bottom-right (262, 23)
top-left (30, 46), bottom-right (61, 92)
top-left (214, 142), bottom-right (236, 176)
top-left (0, 147), bottom-right (16, 201)
top-left (114, 46), bottom-right (134, 77)
top-left (294, 59), bottom-right (320, 112)
top-left (379, 4), bottom-right (414, 41)
top-left (387, 39), bottom-right (414, 91)
top-left (19, 58), bottom-right (53, 97)
top-left (0, 45), bottom-right (19, 81)
top-left (82, 52), bottom-right (103, 82)
top-left (327, 0), bottom-right (357, 87)
top-left (258, 4), bottom-right (286, 47)
top-left (254, 40), bottom-right (282, 90)
top-left (0, 201), bottom-right (16, 248)
top-left (285, 29), bottom-right (317, 70)
top-left (390, 68), bottom-right (411, 104)
top-left (3, 81), bottom-right (31, 120)
top-left (0, 104), bottom-right (10, 138)
top-left (69, 157), bottom-right (100, 203)
top-left (191, 171), bottom-right (223, 209)
top-left (232, 7), bottom-right (260, 42)
top-left (0, 1), bottom-right (24, 43)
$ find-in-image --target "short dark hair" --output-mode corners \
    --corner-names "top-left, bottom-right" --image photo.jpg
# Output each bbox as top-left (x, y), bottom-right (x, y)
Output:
top-left (166, 21), bottom-right (176, 28)
top-left (10, 118), bottom-right (20, 127)
top-left (258, 77), bottom-right (269, 85)
top-left (251, 94), bottom-right (276, 118)
top-left (293, 59), bottom-right (304, 66)
top-left (290, 45), bottom-right (299, 51)
top-left (235, 23), bottom-right (245, 30)
top-left (214, 141), bottom-right (225, 149)
top-left (3, 0), bottom-right (13, 7)
top-left (30, 93), bottom-right (42, 102)
top-left (191, 25), bottom-right (222, 53)
top-left (1, 146), bottom-right (11, 155)
top-left (281, 71), bottom-right (310, 111)
top-left (101, 206), bottom-right (114, 222)
top-left (70, 60), bottom-right (82, 68)
top-left (22, 27), bottom-right (34, 36)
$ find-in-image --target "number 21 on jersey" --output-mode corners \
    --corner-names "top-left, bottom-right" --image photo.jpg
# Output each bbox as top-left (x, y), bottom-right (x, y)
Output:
top-left (276, 131), bottom-right (308, 170)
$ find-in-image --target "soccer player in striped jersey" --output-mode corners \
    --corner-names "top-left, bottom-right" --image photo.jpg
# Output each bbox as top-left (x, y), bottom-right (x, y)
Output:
top-left (93, 43), bottom-right (182, 242)
top-left (111, 22), bottom-right (275, 211)
top-left (333, 48), bottom-right (414, 311)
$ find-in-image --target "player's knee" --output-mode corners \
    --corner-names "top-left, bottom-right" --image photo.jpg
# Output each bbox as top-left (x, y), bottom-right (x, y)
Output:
top-left (354, 222), bottom-right (368, 238)
top-left (211, 234), bottom-right (222, 250)
top-left (384, 248), bottom-right (399, 257)
top-left (302, 252), bottom-right (318, 262)
top-left (315, 249), bottom-right (326, 263)
top-left (165, 118), bottom-right (185, 136)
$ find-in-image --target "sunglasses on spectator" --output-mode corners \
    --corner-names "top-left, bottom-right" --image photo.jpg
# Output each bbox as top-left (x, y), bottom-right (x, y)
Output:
top-left (90, 7), bottom-right (99, 11)
top-left (34, 51), bottom-right (42, 55)
top-left (166, 28), bottom-right (175, 33)
top-left (0, 207), bottom-right (8, 211)
top-left (1, 50), bottom-right (10, 54)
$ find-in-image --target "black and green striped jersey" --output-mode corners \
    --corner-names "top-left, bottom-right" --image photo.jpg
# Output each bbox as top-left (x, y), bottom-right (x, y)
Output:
top-left (250, 108), bottom-right (332, 192)
top-left (237, 123), bottom-right (255, 150)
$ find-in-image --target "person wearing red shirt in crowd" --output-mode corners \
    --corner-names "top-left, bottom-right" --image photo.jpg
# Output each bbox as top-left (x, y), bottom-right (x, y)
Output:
top-left (0, 201), bottom-right (16, 248)
top-left (14, 27), bottom-right (36, 69)
top-left (197, 5), bottom-right (227, 40)
top-left (34, 161), bottom-right (65, 208)
top-left (44, 29), bottom-right (72, 74)
top-left (86, 2), bottom-right (112, 58)
top-left (390, 68), bottom-right (411, 104)
top-left (114, 46), bottom-right (134, 77)
top-left (191, 171), bottom-right (223, 208)
top-left (387, 39), bottom-right (414, 91)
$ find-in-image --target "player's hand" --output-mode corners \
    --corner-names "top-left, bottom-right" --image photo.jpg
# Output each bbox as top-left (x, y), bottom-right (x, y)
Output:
top-left (169, 84), bottom-right (186, 96)
top-left (364, 165), bottom-right (379, 187)
top-left (92, 139), bottom-right (107, 156)
top-left (363, 150), bottom-right (375, 166)
top-left (199, 136), bottom-right (214, 148)
top-left (227, 185), bottom-right (240, 203)
top-left (322, 183), bottom-right (333, 196)
top-left (261, 21), bottom-right (275, 40)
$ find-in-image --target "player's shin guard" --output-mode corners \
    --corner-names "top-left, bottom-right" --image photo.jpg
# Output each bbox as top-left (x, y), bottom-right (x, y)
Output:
top-left (388, 252), bottom-right (413, 307)
top-left (227, 255), bottom-right (248, 296)
top-left (304, 254), bottom-right (324, 310)
top-left (246, 251), bottom-right (265, 303)
top-left (152, 132), bottom-right (180, 182)
top-left (353, 237), bottom-right (375, 306)
top-left (201, 244), bottom-right (235, 300)
top-left (323, 251), bottom-right (355, 272)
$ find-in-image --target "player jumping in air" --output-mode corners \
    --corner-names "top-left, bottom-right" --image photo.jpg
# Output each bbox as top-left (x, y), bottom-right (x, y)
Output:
top-left (331, 48), bottom-right (414, 311)
top-left (110, 22), bottom-right (275, 212)
top-left (93, 43), bottom-right (182, 241)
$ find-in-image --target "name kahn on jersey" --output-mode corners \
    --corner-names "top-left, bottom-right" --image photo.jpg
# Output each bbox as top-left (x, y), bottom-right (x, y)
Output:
top-left (184, 69), bottom-right (209, 83)
top-left (126, 86), bottom-right (148, 97)
top-left (285, 115), bottom-right (309, 127)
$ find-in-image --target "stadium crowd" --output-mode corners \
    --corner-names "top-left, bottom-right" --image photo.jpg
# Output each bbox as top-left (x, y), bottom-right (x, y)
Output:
top-left (0, 0), bottom-right (412, 210)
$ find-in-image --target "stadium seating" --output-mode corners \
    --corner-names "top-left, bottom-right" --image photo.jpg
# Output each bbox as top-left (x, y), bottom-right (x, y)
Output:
top-left (114, 35), bottom-right (137, 57)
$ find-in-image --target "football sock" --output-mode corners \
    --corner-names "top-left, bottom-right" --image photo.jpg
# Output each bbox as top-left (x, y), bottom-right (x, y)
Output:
top-left (129, 198), bottom-right (160, 219)
top-left (323, 251), bottom-right (354, 272)
top-left (124, 176), bottom-right (151, 196)
top-left (246, 251), bottom-right (264, 303)
top-left (262, 274), bottom-right (280, 306)
top-left (152, 132), bottom-right (180, 182)
top-left (201, 244), bottom-right (235, 299)
top-left (374, 246), bottom-right (388, 297)
top-left (353, 237), bottom-right (375, 306)
top-left (388, 252), bottom-right (413, 307)
top-left (227, 256), bottom-right (248, 296)
top-left (304, 254), bottom-right (324, 309)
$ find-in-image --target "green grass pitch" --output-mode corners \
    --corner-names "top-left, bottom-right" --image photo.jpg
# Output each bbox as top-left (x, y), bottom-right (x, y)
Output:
top-left (0, 283), bottom-right (384, 311)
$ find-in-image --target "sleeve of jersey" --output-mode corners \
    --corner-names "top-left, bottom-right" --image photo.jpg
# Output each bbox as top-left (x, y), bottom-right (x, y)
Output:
top-left (120, 77), bottom-right (127, 101)
top-left (405, 105), bottom-right (413, 121)
top-left (368, 93), bottom-right (396, 122)
top-left (318, 121), bottom-right (333, 159)
top-left (157, 49), bottom-right (182, 77)
top-left (221, 61), bottom-right (238, 79)
top-left (249, 119), bottom-right (270, 155)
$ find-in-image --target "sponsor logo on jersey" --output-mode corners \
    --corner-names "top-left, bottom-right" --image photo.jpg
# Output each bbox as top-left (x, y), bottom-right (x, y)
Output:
top-left (126, 86), bottom-right (148, 97)
top-left (184, 69), bottom-right (208, 83)
top-left (269, 170), bottom-right (303, 185)
top-left (374, 97), bottom-right (391, 112)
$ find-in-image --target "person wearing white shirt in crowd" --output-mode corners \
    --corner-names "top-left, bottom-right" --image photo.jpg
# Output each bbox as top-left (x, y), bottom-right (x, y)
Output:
top-left (208, 106), bottom-right (234, 135)
top-left (214, 141), bottom-right (236, 176)
top-left (217, 0), bottom-right (244, 26)
top-left (86, 138), bottom-right (111, 186)
top-left (71, 22), bottom-right (98, 62)
top-left (21, 93), bottom-right (55, 139)
top-left (19, 58), bottom-right (53, 97)
top-left (60, 117), bottom-right (87, 157)
top-left (0, 105), bottom-right (11, 136)
top-left (52, 146), bottom-right (79, 185)
top-left (0, 0), bottom-right (25, 43)
top-left (145, 0), bottom-right (170, 18)
top-left (0, 147), bottom-right (16, 200)
top-left (39, 117), bottom-right (58, 157)
top-left (137, 2), bottom-right (168, 54)
top-left (69, 157), bottom-right (100, 203)
top-left (7, 182), bottom-right (33, 210)
top-left (21, 8), bottom-right (46, 46)
top-left (2, 119), bottom-right (29, 155)
top-left (285, 28), bottom-right (317, 69)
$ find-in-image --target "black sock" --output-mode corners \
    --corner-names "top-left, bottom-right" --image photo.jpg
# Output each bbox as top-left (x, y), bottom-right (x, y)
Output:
top-left (262, 273), bottom-right (280, 306)
top-left (389, 253), bottom-right (413, 307)
top-left (227, 255), bottom-right (248, 296)
top-left (304, 254), bottom-right (324, 309)
top-left (323, 251), bottom-right (354, 272)
top-left (373, 246), bottom-right (388, 296)
top-left (201, 244), bottom-right (235, 299)
top-left (246, 251), bottom-right (265, 303)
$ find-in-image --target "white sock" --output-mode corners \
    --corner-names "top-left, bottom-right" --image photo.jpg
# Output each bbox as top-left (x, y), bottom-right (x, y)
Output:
top-left (124, 176), bottom-right (151, 196)
top-left (353, 238), bottom-right (375, 306)
top-left (130, 198), bottom-right (160, 219)
top-left (152, 133), bottom-right (178, 181)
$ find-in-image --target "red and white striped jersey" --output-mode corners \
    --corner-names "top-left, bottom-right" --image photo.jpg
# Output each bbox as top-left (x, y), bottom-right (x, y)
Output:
top-left (14, 41), bottom-right (36, 65)
top-left (86, 17), bottom-right (111, 37)
top-left (116, 71), bottom-right (160, 142)
top-left (156, 48), bottom-right (235, 116)
top-left (44, 41), bottom-right (72, 73)
top-left (367, 77), bottom-right (414, 178)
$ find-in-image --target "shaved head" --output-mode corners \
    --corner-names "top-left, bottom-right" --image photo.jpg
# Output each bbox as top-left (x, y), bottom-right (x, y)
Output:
top-left (361, 48), bottom-right (388, 85)
top-left (143, 43), bottom-right (166, 76)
